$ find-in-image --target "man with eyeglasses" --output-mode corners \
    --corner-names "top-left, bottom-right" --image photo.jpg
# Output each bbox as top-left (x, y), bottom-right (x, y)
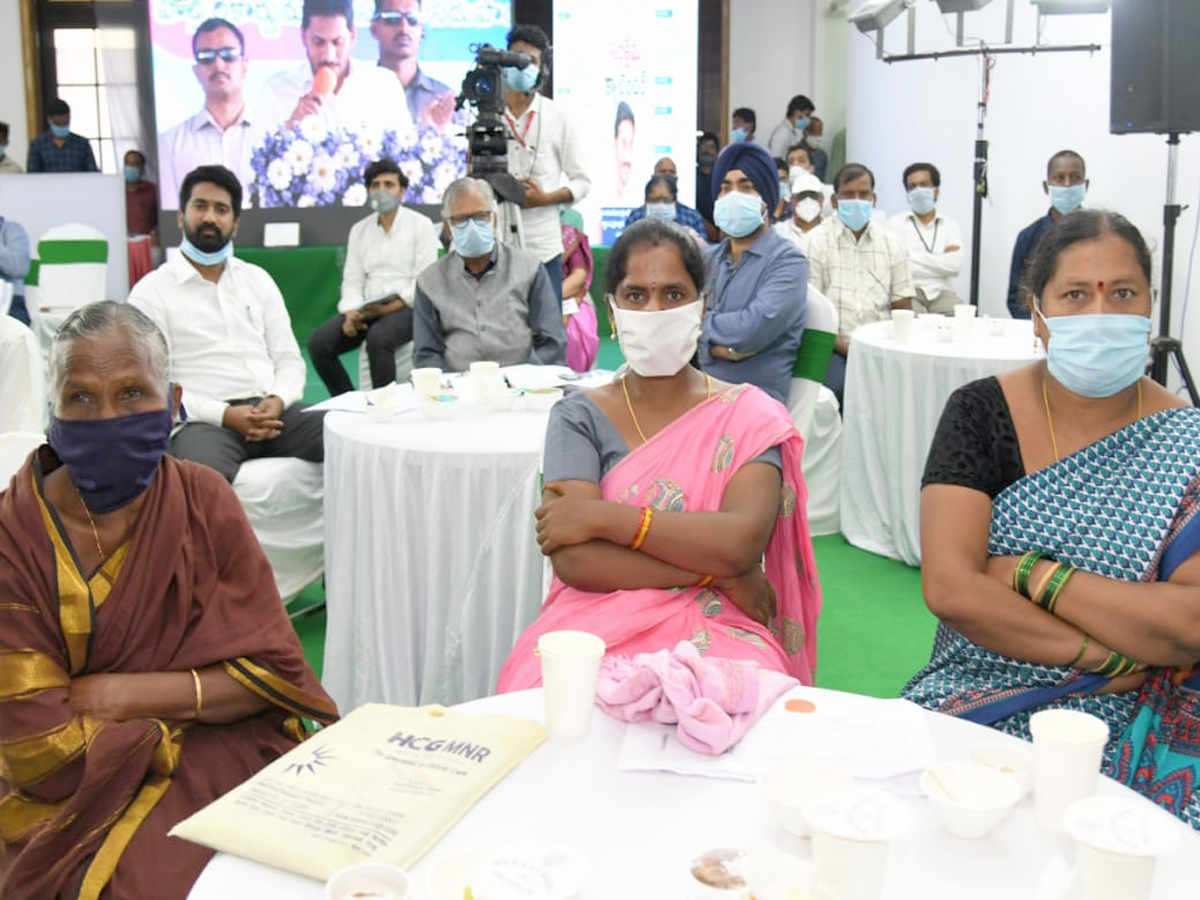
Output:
top-left (413, 177), bottom-right (566, 371)
top-left (255, 0), bottom-right (411, 140)
top-left (371, 0), bottom-right (459, 130)
top-left (158, 17), bottom-right (255, 210)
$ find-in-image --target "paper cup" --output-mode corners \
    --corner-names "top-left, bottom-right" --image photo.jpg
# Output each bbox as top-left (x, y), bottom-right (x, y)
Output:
top-left (1030, 709), bottom-right (1109, 833)
top-left (953, 303), bottom-right (976, 339)
top-left (1064, 796), bottom-right (1181, 900)
top-left (804, 786), bottom-right (911, 900)
top-left (469, 360), bottom-right (503, 400)
top-left (891, 309), bottom-right (915, 343)
top-left (410, 367), bottom-right (442, 399)
top-left (325, 862), bottom-right (410, 900)
top-left (538, 630), bottom-right (605, 737)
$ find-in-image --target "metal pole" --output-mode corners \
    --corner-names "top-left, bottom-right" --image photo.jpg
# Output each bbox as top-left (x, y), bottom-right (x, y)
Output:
top-left (969, 71), bottom-right (988, 306)
top-left (1152, 134), bottom-right (1181, 386)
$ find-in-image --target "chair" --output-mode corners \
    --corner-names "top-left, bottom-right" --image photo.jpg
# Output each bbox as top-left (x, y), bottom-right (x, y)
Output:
top-left (231, 458), bottom-right (324, 604)
top-left (1, 281), bottom-right (12, 317)
top-left (0, 317), bottom-right (46, 434)
top-left (26, 224), bottom-right (109, 356)
top-left (786, 286), bottom-right (838, 437)
top-left (0, 432), bottom-right (45, 488)
top-left (800, 387), bottom-right (842, 536)
top-left (357, 342), bottom-right (414, 390)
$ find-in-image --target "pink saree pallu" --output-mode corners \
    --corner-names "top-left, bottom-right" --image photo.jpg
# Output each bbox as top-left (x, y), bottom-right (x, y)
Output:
top-left (497, 384), bottom-right (822, 691)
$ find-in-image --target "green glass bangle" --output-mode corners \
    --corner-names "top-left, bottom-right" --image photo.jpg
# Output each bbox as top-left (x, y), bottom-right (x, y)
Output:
top-left (1042, 565), bottom-right (1076, 614)
top-left (1066, 634), bottom-right (1091, 667)
top-left (1013, 551), bottom-right (1047, 598)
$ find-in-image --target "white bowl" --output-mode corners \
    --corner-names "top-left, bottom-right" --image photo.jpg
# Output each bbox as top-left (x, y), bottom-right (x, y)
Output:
top-left (524, 388), bottom-right (564, 412)
top-left (968, 742), bottom-right (1034, 799)
top-left (325, 861), bottom-right (410, 899)
top-left (483, 387), bottom-right (519, 412)
top-left (920, 761), bottom-right (1022, 839)
top-left (365, 403), bottom-right (397, 423)
top-left (757, 761), bottom-right (854, 837)
top-left (420, 397), bottom-right (460, 421)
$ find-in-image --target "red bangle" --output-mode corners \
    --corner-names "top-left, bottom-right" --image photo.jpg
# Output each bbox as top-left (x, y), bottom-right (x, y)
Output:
top-left (629, 507), bottom-right (653, 551)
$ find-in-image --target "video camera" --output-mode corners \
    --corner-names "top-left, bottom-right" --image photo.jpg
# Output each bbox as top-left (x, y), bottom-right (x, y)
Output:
top-left (456, 45), bottom-right (530, 206)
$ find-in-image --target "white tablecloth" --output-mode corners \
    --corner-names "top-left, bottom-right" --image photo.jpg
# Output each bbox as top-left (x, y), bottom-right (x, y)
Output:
top-left (190, 688), bottom-right (1198, 899)
top-left (841, 318), bottom-right (1041, 566)
top-left (321, 399), bottom-right (551, 712)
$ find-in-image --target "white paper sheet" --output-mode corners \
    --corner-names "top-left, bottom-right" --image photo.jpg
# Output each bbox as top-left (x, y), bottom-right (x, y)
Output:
top-left (616, 686), bottom-right (937, 782)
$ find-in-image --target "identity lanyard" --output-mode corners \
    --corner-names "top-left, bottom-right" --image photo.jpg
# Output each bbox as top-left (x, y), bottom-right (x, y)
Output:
top-left (505, 102), bottom-right (543, 180)
top-left (909, 216), bottom-right (939, 254)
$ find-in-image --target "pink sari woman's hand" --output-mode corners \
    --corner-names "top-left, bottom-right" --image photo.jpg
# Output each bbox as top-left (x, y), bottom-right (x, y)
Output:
top-left (714, 568), bottom-right (778, 626)
top-left (536, 482), bottom-right (603, 554)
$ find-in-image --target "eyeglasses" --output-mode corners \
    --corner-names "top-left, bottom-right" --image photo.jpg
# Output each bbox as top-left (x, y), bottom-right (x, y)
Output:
top-left (372, 11), bottom-right (421, 27)
top-left (447, 212), bottom-right (491, 227)
top-left (195, 47), bottom-right (243, 65)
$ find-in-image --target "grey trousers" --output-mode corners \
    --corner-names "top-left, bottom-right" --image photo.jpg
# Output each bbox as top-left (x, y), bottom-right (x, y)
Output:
top-left (169, 400), bottom-right (325, 483)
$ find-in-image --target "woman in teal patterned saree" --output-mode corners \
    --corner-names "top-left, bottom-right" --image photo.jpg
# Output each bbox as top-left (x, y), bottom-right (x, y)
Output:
top-left (903, 210), bottom-right (1200, 829)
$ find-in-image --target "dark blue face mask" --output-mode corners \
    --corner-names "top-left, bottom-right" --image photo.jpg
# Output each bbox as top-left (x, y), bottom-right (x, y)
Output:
top-left (47, 404), bottom-right (174, 513)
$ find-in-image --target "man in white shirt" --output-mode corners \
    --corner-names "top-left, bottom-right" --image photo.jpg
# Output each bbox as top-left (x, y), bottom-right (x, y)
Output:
top-left (806, 162), bottom-right (914, 401)
top-left (254, 0), bottom-right (412, 140)
top-left (767, 94), bottom-right (814, 160)
top-left (158, 18), bottom-right (256, 210)
top-left (128, 165), bottom-right (321, 483)
top-left (501, 24), bottom-right (591, 302)
top-left (887, 162), bottom-right (963, 315)
top-left (773, 171), bottom-right (826, 256)
top-left (307, 158), bottom-right (440, 395)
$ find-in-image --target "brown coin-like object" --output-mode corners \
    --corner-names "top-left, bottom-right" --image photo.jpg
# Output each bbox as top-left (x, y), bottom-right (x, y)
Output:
top-left (785, 698), bottom-right (817, 714)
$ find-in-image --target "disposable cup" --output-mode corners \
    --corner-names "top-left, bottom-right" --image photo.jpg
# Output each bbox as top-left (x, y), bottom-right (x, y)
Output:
top-left (891, 309), bottom-right (914, 343)
top-left (538, 630), bottom-right (605, 737)
top-left (804, 786), bottom-right (911, 900)
top-left (410, 367), bottom-right (442, 400)
top-left (1029, 709), bottom-right (1109, 833)
top-left (953, 303), bottom-right (977, 339)
top-left (469, 360), bottom-right (504, 400)
top-left (1064, 796), bottom-right (1181, 900)
top-left (325, 861), bottom-right (410, 899)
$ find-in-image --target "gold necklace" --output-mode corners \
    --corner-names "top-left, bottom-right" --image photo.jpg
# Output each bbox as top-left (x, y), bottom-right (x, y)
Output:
top-left (72, 483), bottom-right (105, 560)
top-left (1042, 377), bottom-right (1143, 463)
top-left (621, 372), bottom-right (713, 446)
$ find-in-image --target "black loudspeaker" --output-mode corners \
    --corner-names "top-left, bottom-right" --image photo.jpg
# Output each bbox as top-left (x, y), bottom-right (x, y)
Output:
top-left (1110, 0), bottom-right (1200, 135)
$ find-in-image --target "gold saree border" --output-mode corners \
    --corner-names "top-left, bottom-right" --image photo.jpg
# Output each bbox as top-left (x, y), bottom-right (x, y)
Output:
top-left (0, 649), bottom-right (69, 701)
top-left (223, 658), bottom-right (337, 725)
top-left (0, 716), bottom-right (95, 788)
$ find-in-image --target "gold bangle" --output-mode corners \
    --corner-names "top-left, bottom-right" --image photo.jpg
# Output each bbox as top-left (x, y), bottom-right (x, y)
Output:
top-left (1029, 562), bottom-right (1061, 610)
top-left (629, 506), bottom-right (653, 551)
top-left (190, 668), bottom-right (203, 720)
top-left (695, 574), bottom-right (714, 587)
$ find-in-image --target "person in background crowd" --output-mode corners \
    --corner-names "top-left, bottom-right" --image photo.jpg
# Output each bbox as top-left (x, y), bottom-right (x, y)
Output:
top-left (772, 157), bottom-right (791, 223)
top-left (129, 165), bottom-right (323, 483)
top-left (0, 122), bottom-right (24, 173)
top-left (700, 141), bottom-right (807, 405)
top-left (696, 132), bottom-right (720, 241)
top-left (0, 300), bottom-right (336, 898)
top-left (1007, 150), bottom-right (1088, 319)
top-left (653, 157), bottom-right (677, 179)
top-left (767, 94), bottom-right (815, 160)
top-left (413, 177), bottom-right (566, 371)
top-left (372, 0), bottom-right (458, 129)
top-left (787, 143), bottom-right (815, 179)
top-left (774, 171), bottom-right (826, 256)
top-left (27, 99), bottom-right (98, 174)
top-left (0, 212), bottom-right (31, 325)
top-left (124, 150), bottom-right (159, 244)
top-left (888, 162), bottom-right (963, 315)
top-left (806, 162), bottom-right (913, 403)
top-left (502, 23), bottom-right (591, 302)
top-left (159, 17), bottom-right (256, 209)
top-left (308, 158), bottom-right (440, 395)
top-left (561, 214), bottom-right (597, 372)
top-left (730, 107), bottom-right (758, 145)
top-left (624, 175), bottom-right (708, 244)
top-left (804, 116), bottom-right (828, 181)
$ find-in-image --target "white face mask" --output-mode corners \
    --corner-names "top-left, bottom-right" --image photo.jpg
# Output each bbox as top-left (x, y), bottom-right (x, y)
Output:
top-left (609, 298), bottom-right (703, 378)
top-left (806, 135), bottom-right (823, 150)
top-left (794, 197), bottom-right (822, 223)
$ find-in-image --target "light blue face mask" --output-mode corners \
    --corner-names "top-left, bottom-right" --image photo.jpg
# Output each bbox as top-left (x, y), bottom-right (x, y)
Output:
top-left (503, 64), bottom-right (539, 93)
top-left (1036, 308), bottom-right (1151, 398)
top-left (180, 235), bottom-right (233, 266)
top-left (50, 123), bottom-right (71, 139)
top-left (123, 166), bottom-right (140, 184)
top-left (837, 198), bottom-right (873, 232)
top-left (645, 201), bottom-right (676, 221)
top-left (907, 186), bottom-right (936, 216)
top-left (1049, 183), bottom-right (1086, 216)
top-left (369, 189), bottom-right (400, 214)
top-left (714, 191), bottom-right (765, 238)
top-left (794, 116), bottom-right (811, 132)
top-left (730, 127), bottom-right (748, 143)
top-left (451, 218), bottom-right (495, 257)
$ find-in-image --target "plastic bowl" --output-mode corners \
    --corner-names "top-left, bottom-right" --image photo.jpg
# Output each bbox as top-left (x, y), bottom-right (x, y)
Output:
top-left (920, 761), bottom-right (1021, 839)
top-left (968, 742), bottom-right (1034, 799)
top-left (325, 861), bottom-right (410, 899)
top-left (420, 396), bottom-right (460, 421)
top-left (757, 761), bottom-right (854, 838)
top-left (483, 387), bottom-right (519, 412)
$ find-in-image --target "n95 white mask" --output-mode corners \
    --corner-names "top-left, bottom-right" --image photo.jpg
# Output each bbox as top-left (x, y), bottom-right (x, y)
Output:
top-left (609, 299), bottom-right (703, 377)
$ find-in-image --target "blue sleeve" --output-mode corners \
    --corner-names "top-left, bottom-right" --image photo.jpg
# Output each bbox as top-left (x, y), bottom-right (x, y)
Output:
top-left (1007, 227), bottom-right (1033, 319)
top-left (411, 284), bottom-right (447, 369)
top-left (26, 140), bottom-right (42, 174)
top-left (0, 224), bottom-right (31, 281)
top-left (526, 266), bottom-right (568, 365)
top-left (83, 141), bottom-right (99, 173)
top-left (706, 246), bottom-right (808, 353)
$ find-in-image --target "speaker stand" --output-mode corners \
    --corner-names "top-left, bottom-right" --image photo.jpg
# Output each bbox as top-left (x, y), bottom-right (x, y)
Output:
top-left (1150, 133), bottom-right (1199, 406)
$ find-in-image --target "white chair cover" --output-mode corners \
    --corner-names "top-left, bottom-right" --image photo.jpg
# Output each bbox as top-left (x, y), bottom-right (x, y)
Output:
top-left (786, 286), bottom-right (838, 437)
top-left (0, 432), bottom-right (45, 488)
top-left (0, 281), bottom-right (12, 316)
top-left (357, 342), bottom-right (414, 390)
top-left (27, 223), bottom-right (109, 357)
top-left (231, 457), bottom-right (324, 604)
top-left (800, 386), bottom-right (842, 536)
top-left (0, 317), bottom-right (46, 434)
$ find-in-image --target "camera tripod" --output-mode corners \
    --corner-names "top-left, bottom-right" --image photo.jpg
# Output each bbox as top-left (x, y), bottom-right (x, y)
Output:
top-left (1151, 133), bottom-right (1198, 406)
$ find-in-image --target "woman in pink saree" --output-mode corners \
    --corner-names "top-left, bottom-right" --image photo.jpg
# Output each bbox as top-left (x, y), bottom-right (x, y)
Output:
top-left (497, 219), bottom-right (821, 691)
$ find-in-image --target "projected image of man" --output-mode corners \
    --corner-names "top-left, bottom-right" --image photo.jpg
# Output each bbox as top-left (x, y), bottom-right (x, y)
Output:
top-left (371, 0), bottom-right (458, 130)
top-left (255, 0), bottom-right (412, 138)
top-left (159, 18), bottom-right (255, 210)
top-left (613, 101), bottom-right (636, 203)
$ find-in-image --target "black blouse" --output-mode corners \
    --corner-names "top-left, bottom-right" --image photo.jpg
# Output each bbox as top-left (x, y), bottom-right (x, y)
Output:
top-left (921, 377), bottom-right (1027, 499)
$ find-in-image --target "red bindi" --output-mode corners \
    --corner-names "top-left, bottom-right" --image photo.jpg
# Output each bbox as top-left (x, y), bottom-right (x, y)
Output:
top-left (1097, 281), bottom-right (1104, 292)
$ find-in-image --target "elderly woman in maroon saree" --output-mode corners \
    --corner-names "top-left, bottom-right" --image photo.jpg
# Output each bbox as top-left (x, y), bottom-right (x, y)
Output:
top-left (0, 301), bottom-right (336, 899)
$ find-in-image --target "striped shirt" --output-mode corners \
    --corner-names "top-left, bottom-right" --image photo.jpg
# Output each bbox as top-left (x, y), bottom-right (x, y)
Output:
top-left (806, 219), bottom-right (913, 337)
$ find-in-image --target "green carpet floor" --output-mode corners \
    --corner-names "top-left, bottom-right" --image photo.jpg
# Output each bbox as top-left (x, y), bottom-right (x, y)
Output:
top-left (290, 343), bottom-right (938, 700)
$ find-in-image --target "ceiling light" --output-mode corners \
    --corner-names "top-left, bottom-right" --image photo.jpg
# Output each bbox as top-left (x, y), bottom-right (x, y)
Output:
top-left (1030, 0), bottom-right (1110, 13)
top-left (849, 0), bottom-right (909, 33)
top-left (934, 0), bottom-right (993, 11)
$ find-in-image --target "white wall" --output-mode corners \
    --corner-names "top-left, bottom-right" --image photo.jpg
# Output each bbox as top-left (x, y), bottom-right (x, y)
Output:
top-left (845, 3), bottom-right (1199, 383)
top-left (0, 0), bottom-right (29, 166)
top-left (729, 0), bottom-right (821, 144)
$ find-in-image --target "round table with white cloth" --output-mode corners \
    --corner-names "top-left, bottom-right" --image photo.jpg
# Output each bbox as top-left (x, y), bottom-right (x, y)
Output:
top-left (189, 687), bottom-right (1199, 899)
top-left (840, 317), bottom-right (1041, 566)
top-left (321, 397), bottom-right (552, 713)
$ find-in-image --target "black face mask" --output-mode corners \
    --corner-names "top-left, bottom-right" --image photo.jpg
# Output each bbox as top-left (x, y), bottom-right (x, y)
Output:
top-left (698, 153), bottom-right (717, 168)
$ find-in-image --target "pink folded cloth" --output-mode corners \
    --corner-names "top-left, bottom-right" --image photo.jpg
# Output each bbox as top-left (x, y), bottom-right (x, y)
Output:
top-left (595, 641), bottom-right (798, 755)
